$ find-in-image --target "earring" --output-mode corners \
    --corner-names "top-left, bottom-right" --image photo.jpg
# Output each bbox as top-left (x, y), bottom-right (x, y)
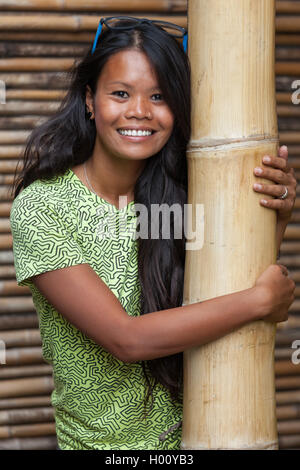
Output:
top-left (86, 107), bottom-right (93, 120)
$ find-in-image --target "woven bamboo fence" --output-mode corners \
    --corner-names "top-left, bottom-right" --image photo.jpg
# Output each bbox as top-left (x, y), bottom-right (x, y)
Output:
top-left (0, 0), bottom-right (299, 450)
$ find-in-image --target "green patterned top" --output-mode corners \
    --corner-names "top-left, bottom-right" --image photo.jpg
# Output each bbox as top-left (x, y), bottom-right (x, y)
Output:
top-left (10, 168), bottom-right (182, 450)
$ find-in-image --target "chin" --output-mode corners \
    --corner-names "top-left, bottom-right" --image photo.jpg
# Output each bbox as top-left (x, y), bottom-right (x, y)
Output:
top-left (117, 151), bottom-right (157, 161)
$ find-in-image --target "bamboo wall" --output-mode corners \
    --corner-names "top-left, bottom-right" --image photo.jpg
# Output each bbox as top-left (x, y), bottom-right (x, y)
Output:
top-left (0, 0), bottom-right (299, 451)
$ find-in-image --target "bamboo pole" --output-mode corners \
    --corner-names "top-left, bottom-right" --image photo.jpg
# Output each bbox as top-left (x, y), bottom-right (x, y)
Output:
top-left (279, 255), bottom-right (300, 266)
top-left (0, 364), bottom-right (52, 379)
top-left (0, 330), bottom-right (41, 347)
top-left (0, 314), bottom-right (38, 331)
top-left (0, 0), bottom-right (188, 12)
top-left (0, 396), bottom-right (51, 409)
top-left (0, 149), bottom-right (24, 159)
top-left (0, 32), bottom-right (93, 43)
top-left (277, 77), bottom-right (300, 93)
top-left (0, 377), bottom-right (54, 398)
top-left (276, 48), bottom-right (300, 61)
top-left (280, 241), bottom-right (300, 254)
top-left (276, 1), bottom-right (300, 14)
top-left (0, 297), bottom-right (34, 314)
top-left (276, 35), bottom-right (300, 46)
top-left (182, 0), bottom-right (279, 450)
top-left (0, 117), bottom-right (49, 130)
top-left (276, 376), bottom-right (300, 389)
top-left (276, 17), bottom-right (300, 33)
top-left (0, 131), bottom-right (30, 144)
top-left (279, 435), bottom-right (300, 449)
top-left (276, 405), bottom-right (300, 420)
top-left (0, 234), bottom-right (13, 248)
top-left (0, 251), bottom-right (14, 263)
top-left (0, 72), bottom-right (69, 88)
top-left (0, 218), bottom-right (11, 232)
top-left (275, 348), bottom-right (299, 360)
top-left (276, 62), bottom-right (300, 75)
top-left (275, 361), bottom-right (300, 376)
top-left (0, 58), bottom-right (75, 72)
top-left (276, 330), bottom-right (300, 346)
top-left (279, 131), bottom-right (300, 144)
top-left (0, 203), bottom-right (12, 217)
top-left (0, 191), bottom-right (13, 202)
top-left (5, 90), bottom-right (65, 100)
top-left (276, 390), bottom-right (300, 404)
top-left (0, 407), bottom-right (54, 425)
top-left (290, 212), bottom-right (300, 223)
top-left (0, 422), bottom-right (55, 439)
top-left (5, 347), bottom-right (44, 366)
top-left (274, 314), bottom-right (300, 329)
top-left (1, 188), bottom-right (17, 201)
top-left (0, 42), bottom-right (88, 57)
top-left (0, 436), bottom-right (57, 450)
top-left (0, 0), bottom-right (297, 14)
top-left (0, 175), bottom-right (19, 185)
top-left (0, 265), bottom-right (16, 277)
top-left (0, 101), bottom-right (60, 114)
top-left (277, 420), bottom-right (300, 435)
top-left (277, 106), bottom-right (300, 117)
top-left (276, 93), bottom-right (295, 104)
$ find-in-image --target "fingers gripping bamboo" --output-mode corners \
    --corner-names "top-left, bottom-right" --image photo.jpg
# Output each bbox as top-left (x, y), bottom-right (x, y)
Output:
top-left (181, 0), bottom-right (279, 450)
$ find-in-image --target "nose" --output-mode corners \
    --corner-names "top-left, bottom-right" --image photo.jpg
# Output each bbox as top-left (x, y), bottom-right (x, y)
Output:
top-left (125, 95), bottom-right (152, 120)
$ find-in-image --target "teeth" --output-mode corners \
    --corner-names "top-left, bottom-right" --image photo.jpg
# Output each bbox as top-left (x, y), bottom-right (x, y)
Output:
top-left (118, 129), bottom-right (153, 137)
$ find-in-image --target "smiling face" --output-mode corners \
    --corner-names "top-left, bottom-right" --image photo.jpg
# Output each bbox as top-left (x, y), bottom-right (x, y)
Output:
top-left (86, 49), bottom-right (175, 163)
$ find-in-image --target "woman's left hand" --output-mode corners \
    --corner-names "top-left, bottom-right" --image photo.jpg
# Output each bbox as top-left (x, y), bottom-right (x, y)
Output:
top-left (253, 145), bottom-right (297, 222)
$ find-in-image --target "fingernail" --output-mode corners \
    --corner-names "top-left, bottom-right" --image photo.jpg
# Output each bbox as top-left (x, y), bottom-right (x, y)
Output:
top-left (255, 167), bottom-right (263, 174)
top-left (263, 156), bottom-right (271, 163)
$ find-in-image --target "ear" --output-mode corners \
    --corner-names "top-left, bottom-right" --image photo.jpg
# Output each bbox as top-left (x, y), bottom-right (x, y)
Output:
top-left (85, 85), bottom-right (94, 117)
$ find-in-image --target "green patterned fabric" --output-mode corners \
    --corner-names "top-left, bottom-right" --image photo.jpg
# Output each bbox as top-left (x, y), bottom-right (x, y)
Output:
top-left (10, 168), bottom-right (182, 450)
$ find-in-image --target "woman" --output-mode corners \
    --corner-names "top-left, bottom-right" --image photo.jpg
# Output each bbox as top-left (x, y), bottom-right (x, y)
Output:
top-left (10, 17), bottom-right (297, 450)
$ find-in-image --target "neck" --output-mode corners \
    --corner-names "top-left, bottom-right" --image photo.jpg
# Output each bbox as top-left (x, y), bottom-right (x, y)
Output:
top-left (85, 152), bottom-right (146, 208)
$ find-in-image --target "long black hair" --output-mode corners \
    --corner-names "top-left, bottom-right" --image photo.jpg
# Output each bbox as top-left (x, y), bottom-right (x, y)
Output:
top-left (11, 19), bottom-right (191, 405)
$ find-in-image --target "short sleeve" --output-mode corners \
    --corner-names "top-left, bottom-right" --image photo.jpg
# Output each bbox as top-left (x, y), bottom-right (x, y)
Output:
top-left (10, 191), bottom-right (88, 287)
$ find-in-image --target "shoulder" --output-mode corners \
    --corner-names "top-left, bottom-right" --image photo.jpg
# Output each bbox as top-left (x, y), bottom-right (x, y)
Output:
top-left (10, 170), bottom-right (74, 222)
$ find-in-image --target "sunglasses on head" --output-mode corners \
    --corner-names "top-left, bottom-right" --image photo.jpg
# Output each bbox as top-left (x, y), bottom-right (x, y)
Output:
top-left (91, 16), bottom-right (188, 55)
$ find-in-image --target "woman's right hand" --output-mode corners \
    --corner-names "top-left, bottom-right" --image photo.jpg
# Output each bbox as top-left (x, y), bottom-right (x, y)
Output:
top-left (254, 264), bottom-right (295, 323)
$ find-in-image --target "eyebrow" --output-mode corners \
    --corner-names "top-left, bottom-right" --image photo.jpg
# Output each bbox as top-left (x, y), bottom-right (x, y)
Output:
top-left (107, 81), bottom-right (161, 91)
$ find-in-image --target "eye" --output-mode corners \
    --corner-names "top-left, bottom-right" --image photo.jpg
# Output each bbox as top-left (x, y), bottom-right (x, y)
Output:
top-left (152, 93), bottom-right (163, 101)
top-left (112, 91), bottom-right (128, 98)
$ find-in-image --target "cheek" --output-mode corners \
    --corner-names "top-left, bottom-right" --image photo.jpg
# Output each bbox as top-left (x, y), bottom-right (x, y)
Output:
top-left (160, 108), bottom-right (175, 132)
top-left (94, 100), bottom-right (120, 127)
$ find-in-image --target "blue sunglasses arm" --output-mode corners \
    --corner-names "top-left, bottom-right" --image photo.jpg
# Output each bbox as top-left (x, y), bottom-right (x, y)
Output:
top-left (91, 21), bottom-right (103, 54)
top-left (91, 21), bottom-right (187, 55)
top-left (183, 32), bottom-right (188, 53)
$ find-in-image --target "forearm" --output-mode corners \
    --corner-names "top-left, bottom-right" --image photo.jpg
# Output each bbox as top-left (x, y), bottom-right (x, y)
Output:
top-left (276, 215), bottom-right (290, 255)
top-left (123, 286), bottom-right (263, 362)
